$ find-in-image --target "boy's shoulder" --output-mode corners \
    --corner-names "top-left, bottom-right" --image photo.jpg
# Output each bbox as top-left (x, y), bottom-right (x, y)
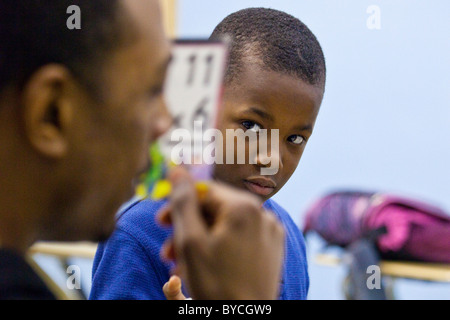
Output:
top-left (113, 198), bottom-right (170, 239)
top-left (263, 198), bottom-right (290, 219)
top-left (264, 198), bottom-right (305, 241)
top-left (117, 198), bottom-right (167, 219)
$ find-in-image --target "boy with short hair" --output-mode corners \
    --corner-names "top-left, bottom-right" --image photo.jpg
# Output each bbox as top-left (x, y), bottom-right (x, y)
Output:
top-left (90, 7), bottom-right (326, 300)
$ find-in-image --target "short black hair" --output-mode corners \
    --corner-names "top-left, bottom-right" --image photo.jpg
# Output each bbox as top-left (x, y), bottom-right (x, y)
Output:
top-left (0, 0), bottom-right (126, 97)
top-left (210, 8), bottom-right (326, 88)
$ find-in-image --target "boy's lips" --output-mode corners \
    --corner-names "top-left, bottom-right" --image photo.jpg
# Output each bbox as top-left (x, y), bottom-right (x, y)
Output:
top-left (243, 177), bottom-right (277, 196)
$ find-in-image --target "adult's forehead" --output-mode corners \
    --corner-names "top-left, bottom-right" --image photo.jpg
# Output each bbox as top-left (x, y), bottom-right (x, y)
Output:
top-left (121, 0), bottom-right (164, 36)
top-left (120, 0), bottom-right (169, 58)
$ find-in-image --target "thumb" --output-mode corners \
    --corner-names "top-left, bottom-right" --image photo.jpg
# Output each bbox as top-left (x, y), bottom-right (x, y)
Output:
top-left (163, 275), bottom-right (187, 300)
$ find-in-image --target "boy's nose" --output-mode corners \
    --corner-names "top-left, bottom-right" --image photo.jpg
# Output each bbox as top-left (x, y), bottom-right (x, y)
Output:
top-left (254, 145), bottom-right (283, 171)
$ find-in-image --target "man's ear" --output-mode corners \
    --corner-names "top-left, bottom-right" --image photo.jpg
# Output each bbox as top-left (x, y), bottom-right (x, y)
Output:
top-left (21, 64), bottom-right (74, 159)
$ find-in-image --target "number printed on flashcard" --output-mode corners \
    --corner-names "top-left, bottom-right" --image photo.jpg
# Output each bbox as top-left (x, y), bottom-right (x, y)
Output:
top-left (191, 96), bottom-right (209, 127)
top-left (186, 53), bottom-right (216, 87)
top-left (158, 40), bottom-right (228, 167)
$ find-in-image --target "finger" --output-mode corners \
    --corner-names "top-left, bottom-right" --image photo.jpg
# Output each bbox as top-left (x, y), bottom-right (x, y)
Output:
top-left (156, 205), bottom-right (172, 226)
top-left (160, 238), bottom-right (176, 262)
top-left (168, 167), bottom-right (207, 242)
top-left (201, 182), bottom-right (263, 230)
top-left (157, 182), bottom-right (210, 227)
top-left (163, 275), bottom-right (186, 300)
top-left (204, 182), bottom-right (262, 212)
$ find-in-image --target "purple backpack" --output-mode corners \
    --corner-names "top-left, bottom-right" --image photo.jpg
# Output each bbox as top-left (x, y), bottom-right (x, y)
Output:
top-left (303, 191), bottom-right (450, 263)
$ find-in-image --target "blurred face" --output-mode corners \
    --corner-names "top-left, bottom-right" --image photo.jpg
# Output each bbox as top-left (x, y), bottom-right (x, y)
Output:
top-left (46, 0), bottom-right (171, 241)
top-left (213, 63), bottom-right (323, 202)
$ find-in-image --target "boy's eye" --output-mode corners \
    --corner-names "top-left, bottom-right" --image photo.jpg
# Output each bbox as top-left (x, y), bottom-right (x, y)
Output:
top-left (241, 121), bottom-right (262, 133)
top-left (288, 135), bottom-right (305, 145)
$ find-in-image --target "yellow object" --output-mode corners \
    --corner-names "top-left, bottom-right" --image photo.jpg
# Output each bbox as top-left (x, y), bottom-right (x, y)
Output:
top-left (151, 179), bottom-right (172, 199)
top-left (150, 180), bottom-right (210, 200)
top-left (159, 0), bottom-right (177, 38)
top-left (135, 183), bottom-right (148, 199)
top-left (195, 181), bottom-right (209, 200)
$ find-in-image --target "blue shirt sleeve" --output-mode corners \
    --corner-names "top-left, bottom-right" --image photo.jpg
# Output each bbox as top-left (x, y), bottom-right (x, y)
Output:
top-left (264, 199), bottom-right (310, 300)
top-left (90, 200), bottom-right (174, 300)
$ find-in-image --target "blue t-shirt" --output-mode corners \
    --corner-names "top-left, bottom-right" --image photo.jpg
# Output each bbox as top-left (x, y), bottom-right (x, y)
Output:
top-left (89, 198), bottom-right (309, 300)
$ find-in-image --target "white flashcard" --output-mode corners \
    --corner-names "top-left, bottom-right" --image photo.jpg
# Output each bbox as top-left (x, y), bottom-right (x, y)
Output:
top-left (159, 39), bottom-right (228, 179)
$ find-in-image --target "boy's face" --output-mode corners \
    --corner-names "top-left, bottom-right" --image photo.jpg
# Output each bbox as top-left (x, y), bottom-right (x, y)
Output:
top-left (213, 63), bottom-right (323, 202)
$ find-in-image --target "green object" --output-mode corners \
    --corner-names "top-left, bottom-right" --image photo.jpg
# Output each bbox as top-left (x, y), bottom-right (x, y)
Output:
top-left (136, 142), bottom-right (168, 198)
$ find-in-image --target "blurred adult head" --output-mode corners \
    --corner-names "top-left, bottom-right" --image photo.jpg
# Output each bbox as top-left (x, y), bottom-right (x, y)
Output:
top-left (0, 0), bottom-right (172, 251)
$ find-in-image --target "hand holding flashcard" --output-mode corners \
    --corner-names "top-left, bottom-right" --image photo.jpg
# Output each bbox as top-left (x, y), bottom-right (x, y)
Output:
top-left (135, 39), bottom-right (228, 200)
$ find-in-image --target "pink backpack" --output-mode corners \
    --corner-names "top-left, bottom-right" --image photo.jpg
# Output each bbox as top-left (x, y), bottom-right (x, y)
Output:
top-left (303, 191), bottom-right (450, 263)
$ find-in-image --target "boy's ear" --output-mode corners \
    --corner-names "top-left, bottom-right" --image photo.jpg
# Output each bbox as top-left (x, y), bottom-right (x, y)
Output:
top-left (21, 64), bottom-right (74, 159)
